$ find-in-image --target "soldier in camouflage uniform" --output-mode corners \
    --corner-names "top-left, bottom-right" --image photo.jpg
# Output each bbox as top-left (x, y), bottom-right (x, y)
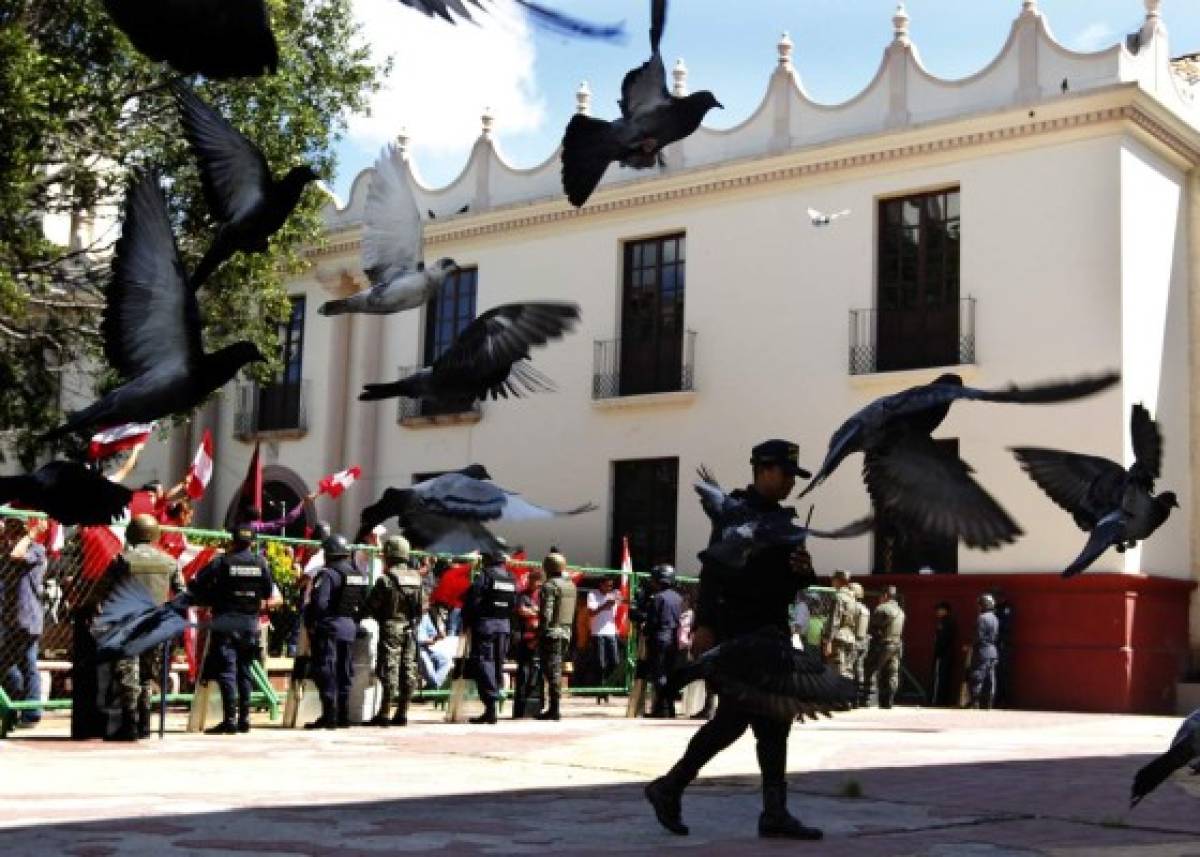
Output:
top-left (821, 569), bottom-right (858, 681)
top-left (849, 582), bottom-right (871, 707)
top-left (110, 515), bottom-right (184, 741)
top-left (537, 552), bottom-right (576, 721)
top-left (366, 536), bottom-right (425, 727)
top-left (864, 586), bottom-right (906, 709)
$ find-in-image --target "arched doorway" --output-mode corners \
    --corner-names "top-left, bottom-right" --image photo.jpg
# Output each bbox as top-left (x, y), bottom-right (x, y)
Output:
top-left (223, 464), bottom-right (314, 539)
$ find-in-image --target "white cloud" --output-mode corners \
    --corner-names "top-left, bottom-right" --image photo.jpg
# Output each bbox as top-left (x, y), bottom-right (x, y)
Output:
top-left (347, 0), bottom-right (547, 161)
top-left (1072, 21), bottom-right (1116, 52)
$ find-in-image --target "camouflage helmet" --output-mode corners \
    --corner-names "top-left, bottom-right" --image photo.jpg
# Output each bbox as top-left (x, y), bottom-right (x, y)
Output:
top-left (383, 535), bottom-right (411, 562)
top-left (849, 582), bottom-right (865, 599)
top-left (543, 552), bottom-right (567, 574)
top-left (978, 593), bottom-right (996, 611)
top-left (126, 514), bottom-right (160, 545)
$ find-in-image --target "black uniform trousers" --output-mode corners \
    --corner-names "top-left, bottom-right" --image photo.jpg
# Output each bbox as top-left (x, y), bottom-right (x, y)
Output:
top-left (471, 625), bottom-right (509, 705)
top-left (312, 630), bottom-right (354, 717)
top-left (70, 612), bottom-right (105, 740)
top-left (512, 646), bottom-right (543, 718)
top-left (203, 628), bottom-right (261, 719)
top-left (930, 653), bottom-right (954, 707)
top-left (668, 697), bottom-right (789, 787)
top-left (646, 634), bottom-right (677, 707)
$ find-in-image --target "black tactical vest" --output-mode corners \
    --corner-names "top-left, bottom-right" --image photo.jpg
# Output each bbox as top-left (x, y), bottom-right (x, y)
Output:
top-left (477, 567), bottom-right (517, 620)
top-left (213, 550), bottom-right (271, 615)
top-left (330, 564), bottom-right (370, 619)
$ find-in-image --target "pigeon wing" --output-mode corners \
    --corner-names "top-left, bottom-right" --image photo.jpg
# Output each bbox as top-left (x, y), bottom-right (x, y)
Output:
top-left (497, 491), bottom-right (597, 522)
top-left (1011, 447), bottom-right (1125, 529)
top-left (619, 51), bottom-right (671, 119)
top-left (1061, 510), bottom-right (1124, 577)
top-left (172, 81), bottom-right (272, 224)
top-left (1131, 737), bottom-right (1198, 807)
top-left (1129, 404), bottom-right (1163, 485)
top-left (37, 461), bottom-right (133, 526)
top-left (417, 472), bottom-right (507, 520)
top-left (864, 436), bottom-right (1022, 550)
top-left (421, 516), bottom-right (506, 556)
top-left (101, 172), bottom-right (203, 380)
top-left (693, 468), bottom-right (728, 523)
top-left (362, 144), bottom-right (422, 285)
top-left (797, 418), bottom-right (863, 498)
top-left (955, 371), bottom-right (1121, 407)
top-left (356, 488), bottom-right (416, 541)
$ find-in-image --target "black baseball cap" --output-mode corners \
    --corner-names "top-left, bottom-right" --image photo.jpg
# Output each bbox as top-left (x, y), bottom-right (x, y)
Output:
top-left (751, 439), bottom-right (812, 479)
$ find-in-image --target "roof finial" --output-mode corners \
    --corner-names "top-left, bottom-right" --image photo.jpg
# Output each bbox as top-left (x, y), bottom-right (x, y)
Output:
top-left (575, 80), bottom-right (591, 115)
top-left (893, 3), bottom-right (910, 45)
top-left (1021, 0), bottom-right (1037, 14)
top-left (480, 107), bottom-right (494, 140)
top-left (777, 31), bottom-right (794, 70)
top-left (396, 127), bottom-right (410, 159)
top-left (1144, 0), bottom-right (1161, 22)
top-left (672, 58), bottom-right (688, 96)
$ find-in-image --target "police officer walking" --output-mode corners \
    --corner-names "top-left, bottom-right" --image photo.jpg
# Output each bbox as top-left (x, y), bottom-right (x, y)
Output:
top-left (536, 551), bottom-right (576, 721)
top-left (190, 522), bottom-right (276, 735)
top-left (366, 536), bottom-right (425, 727)
top-left (109, 514), bottom-right (185, 741)
top-left (462, 548), bottom-right (517, 725)
top-left (642, 564), bottom-right (683, 719)
top-left (822, 569), bottom-right (858, 681)
top-left (304, 534), bottom-right (369, 729)
top-left (864, 586), bottom-right (905, 709)
top-left (966, 593), bottom-right (1000, 709)
top-left (849, 582), bottom-right (870, 707)
top-left (645, 439), bottom-right (824, 841)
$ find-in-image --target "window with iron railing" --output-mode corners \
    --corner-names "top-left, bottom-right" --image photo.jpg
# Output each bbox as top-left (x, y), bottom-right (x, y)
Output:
top-left (611, 233), bottom-right (688, 397)
top-left (234, 379), bottom-right (309, 439)
top-left (593, 330), bottom-right (696, 399)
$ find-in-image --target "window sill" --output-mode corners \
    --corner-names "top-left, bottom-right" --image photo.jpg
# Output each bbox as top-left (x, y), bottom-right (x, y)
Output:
top-left (400, 410), bottom-right (483, 428)
top-left (236, 427), bottom-right (307, 442)
top-left (848, 364), bottom-right (978, 393)
top-left (592, 390), bottom-right (697, 410)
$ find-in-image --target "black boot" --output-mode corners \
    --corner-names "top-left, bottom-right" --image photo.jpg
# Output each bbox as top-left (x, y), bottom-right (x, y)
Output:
top-left (205, 720), bottom-right (238, 735)
top-left (106, 711), bottom-right (139, 742)
top-left (470, 702), bottom-right (498, 724)
top-left (137, 701), bottom-right (152, 739)
top-left (306, 702), bottom-right (338, 730)
top-left (237, 703), bottom-right (251, 733)
top-left (535, 700), bottom-right (560, 721)
top-left (758, 781), bottom-right (822, 840)
top-left (644, 776), bottom-right (689, 836)
top-left (391, 701), bottom-right (408, 727)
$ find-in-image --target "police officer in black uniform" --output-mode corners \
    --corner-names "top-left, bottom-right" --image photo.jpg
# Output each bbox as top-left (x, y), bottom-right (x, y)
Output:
top-left (190, 522), bottom-right (276, 735)
top-left (304, 534), bottom-right (369, 729)
top-left (646, 439), bottom-right (824, 841)
top-left (462, 548), bottom-right (517, 725)
top-left (642, 564), bottom-right (683, 719)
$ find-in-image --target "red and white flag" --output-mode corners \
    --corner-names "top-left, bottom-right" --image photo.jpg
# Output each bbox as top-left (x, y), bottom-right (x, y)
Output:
top-left (318, 465), bottom-right (361, 499)
top-left (78, 523), bottom-right (125, 580)
top-left (39, 519), bottom-right (65, 558)
top-left (88, 422), bottom-right (155, 461)
top-left (165, 539), bottom-right (219, 682)
top-left (184, 430), bottom-right (214, 500)
top-left (616, 536), bottom-right (632, 638)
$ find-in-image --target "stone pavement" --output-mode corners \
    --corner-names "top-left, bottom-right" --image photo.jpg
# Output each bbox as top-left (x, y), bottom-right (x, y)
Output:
top-left (1, 702), bottom-right (1197, 856)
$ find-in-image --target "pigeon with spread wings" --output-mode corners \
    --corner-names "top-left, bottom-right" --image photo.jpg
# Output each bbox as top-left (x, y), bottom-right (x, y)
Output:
top-left (359, 302), bottom-right (580, 406)
top-left (1012, 403), bottom-right (1178, 577)
top-left (0, 462), bottom-right (132, 526)
top-left (357, 465), bottom-right (596, 554)
top-left (560, 0), bottom-right (721, 207)
top-left (1130, 709), bottom-right (1199, 807)
top-left (694, 467), bottom-right (873, 568)
top-left (172, 82), bottom-right (321, 290)
top-left (103, 0), bottom-right (278, 80)
top-left (398, 0), bottom-right (625, 41)
top-left (41, 172), bottom-right (264, 441)
top-left (807, 207), bottom-right (850, 226)
top-left (798, 371), bottom-right (1120, 550)
top-left (319, 144), bottom-right (458, 317)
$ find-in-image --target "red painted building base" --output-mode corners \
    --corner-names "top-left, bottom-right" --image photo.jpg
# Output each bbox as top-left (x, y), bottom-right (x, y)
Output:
top-left (859, 573), bottom-right (1195, 715)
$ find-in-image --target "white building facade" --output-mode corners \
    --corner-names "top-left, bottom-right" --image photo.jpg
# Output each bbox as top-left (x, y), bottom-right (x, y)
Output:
top-left (131, 1), bottom-right (1200, 712)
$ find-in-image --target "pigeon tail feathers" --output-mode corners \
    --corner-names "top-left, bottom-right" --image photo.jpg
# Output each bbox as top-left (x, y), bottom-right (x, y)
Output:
top-left (561, 114), bottom-right (621, 207)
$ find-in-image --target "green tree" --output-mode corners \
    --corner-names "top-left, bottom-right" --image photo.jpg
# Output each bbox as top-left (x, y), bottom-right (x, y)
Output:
top-left (0, 0), bottom-right (385, 466)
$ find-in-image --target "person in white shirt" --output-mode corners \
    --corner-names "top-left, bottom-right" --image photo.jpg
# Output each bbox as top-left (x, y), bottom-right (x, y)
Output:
top-left (586, 576), bottom-right (622, 701)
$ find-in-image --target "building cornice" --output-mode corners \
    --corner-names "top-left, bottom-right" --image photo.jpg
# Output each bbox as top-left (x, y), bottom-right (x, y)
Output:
top-left (307, 86), bottom-right (1200, 262)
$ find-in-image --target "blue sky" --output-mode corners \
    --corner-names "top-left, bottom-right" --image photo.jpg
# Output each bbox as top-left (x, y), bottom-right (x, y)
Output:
top-left (334, 0), bottom-right (1199, 198)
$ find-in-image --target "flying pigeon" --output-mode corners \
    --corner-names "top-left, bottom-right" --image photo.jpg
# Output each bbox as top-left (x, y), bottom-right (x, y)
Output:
top-left (357, 465), bottom-right (596, 553)
top-left (798, 371), bottom-right (1120, 550)
top-left (807, 207), bottom-right (850, 226)
top-left (1012, 404), bottom-right (1178, 577)
top-left (41, 172), bottom-right (265, 440)
top-left (669, 627), bottom-right (856, 723)
top-left (92, 575), bottom-right (244, 661)
top-left (560, 0), bottom-right (722, 207)
top-left (172, 81), bottom-right (321, 290)
top-left (318, 144), bottom-right (458, 317)
top-left (0, 461), bottom-right (132, 526)
top-left (103, 0), bottom-right (278, 80)
top-left (398, 0), bottom-right (625, 42)
top-left (359, 302), bottom-right (580, 406)
top-left (1130, 709), bottom-right (1200, 807)
top-left (694, 467), bottom-right (873, 568)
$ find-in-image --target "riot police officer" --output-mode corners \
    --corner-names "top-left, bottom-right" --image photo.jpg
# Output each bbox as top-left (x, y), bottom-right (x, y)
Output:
top-left (462, 548), bottom-right (517, 725)
top-left (366, 536), bottom-right (425, 727)
top-left (537, 551), bottom-right (576, 721)
top-left (109, 514), bottom-right (184, 741)
top-left (646, 439), bottom-right (823, 841)
top-left (304, 534), bottom-right (369, 729)
top-left (864, 586), bottom-right (905, 709)
top-left (967, 593), bottom-right (1000, 709)
top-left (189, 522), bottom-right (275, 735)
top-left (642, 564), bottom-right (683, 719)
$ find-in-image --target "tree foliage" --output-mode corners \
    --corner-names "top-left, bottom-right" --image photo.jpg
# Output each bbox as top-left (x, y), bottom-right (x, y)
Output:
top-left (0, 0), bottom-right (385, 466)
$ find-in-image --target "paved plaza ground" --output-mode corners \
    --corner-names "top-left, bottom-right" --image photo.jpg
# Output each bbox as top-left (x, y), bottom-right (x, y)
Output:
top-left (1, 702), bottom-right (1198, 856)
